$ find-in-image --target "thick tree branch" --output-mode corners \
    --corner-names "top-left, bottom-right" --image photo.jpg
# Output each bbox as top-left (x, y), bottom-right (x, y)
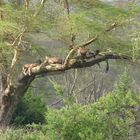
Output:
top-left (29, 52), bottom-right (131, 76)
top-left (13, 52), bottom-right (131, 98)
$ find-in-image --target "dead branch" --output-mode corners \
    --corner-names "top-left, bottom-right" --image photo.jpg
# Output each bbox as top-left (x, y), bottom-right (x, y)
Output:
top-left (64, 48), bottom-right (76, 67)
top-left (11, 48), bottom-right (19, 68)
top-left (10, 30), bottom-right (25, 46)
top-left (10, 30), bottom-right (26, 69)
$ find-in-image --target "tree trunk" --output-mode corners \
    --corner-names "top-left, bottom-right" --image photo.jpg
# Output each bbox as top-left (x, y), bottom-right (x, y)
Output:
top-left (0, 73), bottom-right (35, 127)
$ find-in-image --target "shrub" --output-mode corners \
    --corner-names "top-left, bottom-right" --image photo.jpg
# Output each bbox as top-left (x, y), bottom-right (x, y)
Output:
top-left (45, 71), bottom-right (139, 140)
top-left (0, 128), bottom-right (50, 140)
top-left (46, 89), bottom-right (138, 140)
top-left (11, 89), bottom-right (47, 125)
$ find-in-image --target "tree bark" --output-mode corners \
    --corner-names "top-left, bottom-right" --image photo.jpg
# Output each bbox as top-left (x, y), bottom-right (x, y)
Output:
top-left (0, 74), bottom-right (35, 127)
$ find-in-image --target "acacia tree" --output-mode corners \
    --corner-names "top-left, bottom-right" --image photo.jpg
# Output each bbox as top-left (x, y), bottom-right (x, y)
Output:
top-left (0, 0), bottom-right (139, 126)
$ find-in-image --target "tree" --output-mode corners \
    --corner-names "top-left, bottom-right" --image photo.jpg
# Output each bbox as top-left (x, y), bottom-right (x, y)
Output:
top-left (0, 0), bottom-right (139, 126)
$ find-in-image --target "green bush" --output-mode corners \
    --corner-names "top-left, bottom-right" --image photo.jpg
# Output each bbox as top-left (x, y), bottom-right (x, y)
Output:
top-left (46, 90), bottom-right (138, 140)
top-left (45, 71), bottom-right (139, 140)
top-left (11, 89), bottom-right (47, 125)
top-left (0, 128), bottom-right (50, 140)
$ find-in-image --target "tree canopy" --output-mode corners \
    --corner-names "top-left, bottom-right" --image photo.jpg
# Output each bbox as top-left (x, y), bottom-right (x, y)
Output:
top-left (0, 0), bottom-right (139, 82)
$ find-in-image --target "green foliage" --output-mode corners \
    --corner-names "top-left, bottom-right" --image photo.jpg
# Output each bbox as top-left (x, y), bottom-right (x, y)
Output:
top-left (12, 89), bottom-right (47, 125)
top-left (46, 90), bottom-right (138, 140)
top-left (45, 71), bottom-right (139, 140)
top-left (48, 0), bottom-right (131, 40)
top-left (0, 3), bottom-right (49, 71)
top-left (114, 68), bottom-right (130, 94)
top-left (132, 36), bottom-right (140, 60)
top-left (49, 78), bottom-right (64, 96)
top-left (0, 0), bottom-right (140, 70)
top-left (0, 128), bottom-right (50, 140)
top-left (39, 0), bottom-right (140, 58)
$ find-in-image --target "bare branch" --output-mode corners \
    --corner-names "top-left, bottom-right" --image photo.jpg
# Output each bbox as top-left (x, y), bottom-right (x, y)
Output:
top-left (10, 29), bottom-right (26, 69)
top-left (77, 34), bottom-right (99, 48)
top-left (10, 30), bottom-right (25, 46)
top-left (69, 69), bottom-right (78, 96)
top-left (64, 48), bottom-right (76, 67)
top-left (11, 48), bottom-right (18, 68)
